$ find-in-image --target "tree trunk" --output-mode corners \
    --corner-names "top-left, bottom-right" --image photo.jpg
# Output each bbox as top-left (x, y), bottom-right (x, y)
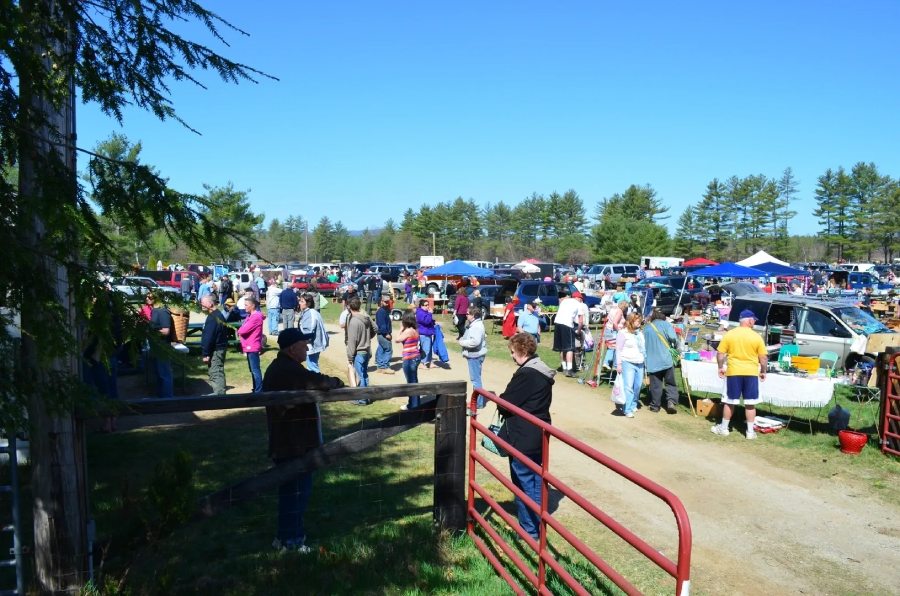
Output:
top-left (18, 0), bottom-right (88, 590)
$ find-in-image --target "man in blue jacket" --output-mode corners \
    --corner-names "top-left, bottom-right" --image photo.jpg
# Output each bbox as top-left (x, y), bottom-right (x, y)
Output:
top-left (200, 295), bottom-right (229, 395)
top-left (374, 296), bottom-right (394, 374)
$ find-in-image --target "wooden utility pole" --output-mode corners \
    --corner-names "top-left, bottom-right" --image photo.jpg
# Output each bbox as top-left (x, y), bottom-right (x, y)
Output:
top-left (18, 0), bottom-right (89, 590)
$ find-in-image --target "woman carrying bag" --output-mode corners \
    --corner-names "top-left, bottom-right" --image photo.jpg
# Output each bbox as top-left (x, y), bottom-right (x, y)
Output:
top-left (615, 313), bottom-right (646, 418)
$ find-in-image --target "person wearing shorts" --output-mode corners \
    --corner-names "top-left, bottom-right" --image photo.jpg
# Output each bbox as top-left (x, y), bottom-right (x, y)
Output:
top-left (711, 309), bottom-right (768, 439)
top-left (552, 291), bottom-right (583, 377)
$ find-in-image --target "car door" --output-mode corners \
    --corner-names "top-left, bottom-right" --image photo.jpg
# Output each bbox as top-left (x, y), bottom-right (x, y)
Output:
top-left (793, 306), bottom-right (851, 362)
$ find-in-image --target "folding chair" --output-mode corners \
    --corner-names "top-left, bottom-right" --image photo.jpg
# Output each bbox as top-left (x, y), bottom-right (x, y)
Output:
top-left (818, 351), bottom-right (839, 377)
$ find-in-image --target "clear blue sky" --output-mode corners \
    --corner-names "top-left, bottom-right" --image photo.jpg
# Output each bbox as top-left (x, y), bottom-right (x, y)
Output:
top-left (77, 1), bottom-right (900, 237)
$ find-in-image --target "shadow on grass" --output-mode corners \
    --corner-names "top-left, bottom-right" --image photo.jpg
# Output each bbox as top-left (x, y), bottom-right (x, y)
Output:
top-left (87, 403), bottom-right (506, 594)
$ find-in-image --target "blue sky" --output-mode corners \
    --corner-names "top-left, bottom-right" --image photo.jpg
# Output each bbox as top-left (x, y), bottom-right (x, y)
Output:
top-left (77, 1), bottom-right (900, 237)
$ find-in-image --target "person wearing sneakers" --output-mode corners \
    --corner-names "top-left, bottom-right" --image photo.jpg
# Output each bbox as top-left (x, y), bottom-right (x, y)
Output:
top-left (458, 304), bottom-right (488, 408)
top-left (712, 309), bottom-right (768, 440)
top-left (553, 290), bottom-right (584, 377)
top-left (615, 312), bottom-right (646, 418)
top-left (345, 296), bottom-right (377, 404)
top-left (263, 328), bottom-right (345, 553)
top-left (374, 296), bottom-right (395, 374)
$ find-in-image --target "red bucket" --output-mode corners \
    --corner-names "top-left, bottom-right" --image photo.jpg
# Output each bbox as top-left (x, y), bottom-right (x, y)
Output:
top-left (838, 430), bottom-right (868, 455)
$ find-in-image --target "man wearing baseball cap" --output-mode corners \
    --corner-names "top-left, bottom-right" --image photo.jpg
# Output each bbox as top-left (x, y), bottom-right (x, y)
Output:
top-left (711, 309), bottom-right (768, 440)
top-left (263, 328), bottom-right (345, 553)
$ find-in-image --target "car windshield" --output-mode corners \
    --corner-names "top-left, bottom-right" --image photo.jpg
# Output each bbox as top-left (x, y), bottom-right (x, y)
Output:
top-left (832, 306), bottom-right (890, 335)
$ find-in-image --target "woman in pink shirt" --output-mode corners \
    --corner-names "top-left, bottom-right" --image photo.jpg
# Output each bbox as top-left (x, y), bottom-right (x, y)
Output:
top-left (238, 295), bottom-right (265, 392)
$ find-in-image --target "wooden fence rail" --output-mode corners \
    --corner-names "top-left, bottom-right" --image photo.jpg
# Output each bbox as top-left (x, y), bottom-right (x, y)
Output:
top-left (84, 381), bottom-right (470, 531)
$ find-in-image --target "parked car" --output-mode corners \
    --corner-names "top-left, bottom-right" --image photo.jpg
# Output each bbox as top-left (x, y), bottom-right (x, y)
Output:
top-left (720, 282), bottom-right (764, 298)
top-left (136, 269), bottom-right (199, 289)
top-left (110, 276), bottom-right (179, 301)
top-left (630, 283), bottom-right (692, 316)
top-left (366, 264), bottom-right (404, 282)
top-left (290, 274), bottom-right (340, 296)
top-left (464, 282), bottom-right (518, 317)
top-left (584, 263), bottom-right (641, 285)
top-left (824, 270), bottom-right (892, 292)
top-left (632, 275), bottom-right (702, 296)
top-left (512, 280), bottom-right (602, 323)
top-left (725, 294), bottom-right (892, 370)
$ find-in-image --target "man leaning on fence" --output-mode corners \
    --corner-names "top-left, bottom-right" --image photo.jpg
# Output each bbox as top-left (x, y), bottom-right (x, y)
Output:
top-left (263, 328), bottom-right (346, 554)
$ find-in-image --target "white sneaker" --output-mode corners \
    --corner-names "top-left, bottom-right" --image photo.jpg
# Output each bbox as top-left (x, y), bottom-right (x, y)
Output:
top-left (625, 412), bottom-right (635, 418)
top-left (746, 429), bottom-right (757, 440)
top-left (710, 424), bottom-right (730, 436)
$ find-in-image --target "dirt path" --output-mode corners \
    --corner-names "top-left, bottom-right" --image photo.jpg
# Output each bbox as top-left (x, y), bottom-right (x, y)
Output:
top-left (314, 323), bottom-right (899, 595)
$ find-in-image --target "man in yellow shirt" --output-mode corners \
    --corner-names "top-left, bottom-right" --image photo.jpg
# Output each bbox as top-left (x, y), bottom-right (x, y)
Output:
top-left (712, 309), bottom-right (768, 439)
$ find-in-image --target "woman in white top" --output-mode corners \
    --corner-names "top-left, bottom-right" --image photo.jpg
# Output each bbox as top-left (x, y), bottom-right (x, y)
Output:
top-left (615, 312), bottom-right (646, 418)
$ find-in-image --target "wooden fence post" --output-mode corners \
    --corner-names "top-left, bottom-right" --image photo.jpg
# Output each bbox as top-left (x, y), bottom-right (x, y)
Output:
top-left (433, 391), bottom-right (467, 531)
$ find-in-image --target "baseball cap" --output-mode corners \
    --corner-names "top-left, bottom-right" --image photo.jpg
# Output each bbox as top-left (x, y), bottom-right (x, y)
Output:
top-left (278, 328), bottom-right (315, 349)
top-left (572, 291), bottom-right (583, 299)
top-left (224, 298), bottom-right (236, 307)
top-left (738, 309), bottom-right (758, 321)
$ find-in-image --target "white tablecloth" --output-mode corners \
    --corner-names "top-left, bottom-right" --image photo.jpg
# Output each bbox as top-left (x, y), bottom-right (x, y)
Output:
top-left (680, 359), bottom-right (837, 408)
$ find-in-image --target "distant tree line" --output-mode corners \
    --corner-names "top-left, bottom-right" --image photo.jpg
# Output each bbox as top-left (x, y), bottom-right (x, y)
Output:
top-left (92, 149), bottom-right (899, 267)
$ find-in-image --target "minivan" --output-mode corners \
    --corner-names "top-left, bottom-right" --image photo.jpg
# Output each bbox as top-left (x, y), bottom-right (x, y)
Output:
top-left (584, 264), bottom-right (640, 285)
top-left (725, 294), bottom-right (892, 370)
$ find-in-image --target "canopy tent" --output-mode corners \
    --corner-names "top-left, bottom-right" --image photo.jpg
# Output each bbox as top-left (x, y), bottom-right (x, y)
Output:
top-left (737, 250), bottom-right (788, 267)
top-left (683, 257), bottom-right (718, 267)
top-left (511, 260), bottom-right (541, 273)
top-left (753, 262), bottom-right (810, 277)
top-left (690, 262), bottom-right (767, 278)
top-left (423, 260), bottom-right (495, 277)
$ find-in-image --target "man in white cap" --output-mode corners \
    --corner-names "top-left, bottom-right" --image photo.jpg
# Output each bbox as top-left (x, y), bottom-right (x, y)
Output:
top-left (712, 309), bottom-right (767, 439)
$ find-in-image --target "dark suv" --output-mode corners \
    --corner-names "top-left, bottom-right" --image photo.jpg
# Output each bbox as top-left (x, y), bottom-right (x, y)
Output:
top-left (513, 280), bottom-right (602, 323)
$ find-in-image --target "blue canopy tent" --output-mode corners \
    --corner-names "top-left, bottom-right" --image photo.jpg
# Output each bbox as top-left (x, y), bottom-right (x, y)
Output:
top-left (690, 262), bottom-right (767, 278)
top-left (752, 262), bottom-right (810, 277)
top-left (423, 260), bottom-right (496, 277)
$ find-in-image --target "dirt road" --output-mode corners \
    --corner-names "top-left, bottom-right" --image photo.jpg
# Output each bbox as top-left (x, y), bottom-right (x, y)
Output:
top-left (315, 323), bottom-right (899, 595)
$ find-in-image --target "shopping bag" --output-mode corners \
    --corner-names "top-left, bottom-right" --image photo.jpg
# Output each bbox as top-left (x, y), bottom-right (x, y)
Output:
top-left (481, 412), bottom-right (507, 457)
top-left (611, 373), bottom-right (626, 405)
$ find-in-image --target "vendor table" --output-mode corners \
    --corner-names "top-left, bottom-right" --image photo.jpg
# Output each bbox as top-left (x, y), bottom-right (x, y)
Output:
top-left (680, 359), bottom-right (838, 430)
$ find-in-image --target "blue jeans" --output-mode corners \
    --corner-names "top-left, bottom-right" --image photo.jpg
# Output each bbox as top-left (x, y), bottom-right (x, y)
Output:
top-left (306, 351), bottom-right (321, 373)
top-left (376, 335), bottom-right (392, 369)
top-left (353, 351), bottom-right (371, 387)
top-left (510, 451), bottom-right (543, 540)
top-left (277, 471), bottom-right (313, 546)
top-left (420, 334), bottom-right (434, 365)
top-left (621, 360), bottom-right (644, 415)
top-left (403, 357), bottom-right (420, 408)
top-left (156, 356), bottom-right (173, 398)
top-left (267, 308), bottom-right (281, 335)
top-left (247, 352), bottom-right (262, 393)
top-left (467, 355), bottom-right (485, 408)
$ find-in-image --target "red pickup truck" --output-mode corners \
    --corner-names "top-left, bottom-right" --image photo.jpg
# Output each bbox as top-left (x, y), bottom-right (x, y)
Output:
top-left (290, 275), bottom-right (339, 296)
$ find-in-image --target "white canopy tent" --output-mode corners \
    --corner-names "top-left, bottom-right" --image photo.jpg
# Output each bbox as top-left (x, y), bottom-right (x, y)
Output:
top-left (737, 250), bottom-right (788, 267)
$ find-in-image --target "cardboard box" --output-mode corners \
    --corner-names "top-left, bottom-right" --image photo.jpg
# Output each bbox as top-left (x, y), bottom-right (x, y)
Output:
top-left (696, 398), bottom-right (722, 419)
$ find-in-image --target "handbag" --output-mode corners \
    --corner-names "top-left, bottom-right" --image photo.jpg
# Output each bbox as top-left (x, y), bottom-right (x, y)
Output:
top-left (481, 411), bottom-right (508, 457)
top-left (650, 322), bottom-right (681, 365)
top-left (452, 313), bottom-right (459, 326)
top-left (611, 373), bottom-right (626, 405)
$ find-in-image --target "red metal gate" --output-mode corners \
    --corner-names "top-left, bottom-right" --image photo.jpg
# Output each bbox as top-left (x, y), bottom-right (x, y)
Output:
top-left (883, 351), bottom-right (900, 456)
top-left (467, 388), bottom-right (692, 595)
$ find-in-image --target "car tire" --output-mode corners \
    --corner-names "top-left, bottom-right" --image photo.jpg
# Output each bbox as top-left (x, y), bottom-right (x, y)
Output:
top-left (426, 283), bottom-right (440, 296)
top-left (589, 311), bottom-right (602, 324)
top-left (672, 305), bottom-right (683, 318)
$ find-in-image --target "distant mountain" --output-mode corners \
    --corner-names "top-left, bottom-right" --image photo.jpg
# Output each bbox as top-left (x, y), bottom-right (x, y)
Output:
top-left (348, 228), bottom-right (383, 237)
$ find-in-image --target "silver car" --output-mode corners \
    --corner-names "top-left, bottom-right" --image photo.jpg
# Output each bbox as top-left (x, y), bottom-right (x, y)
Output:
top-left (725, 294), bottom-right (891, 370)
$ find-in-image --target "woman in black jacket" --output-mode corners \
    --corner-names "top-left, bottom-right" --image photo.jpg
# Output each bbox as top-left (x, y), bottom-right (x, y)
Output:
top-left (498, 332), bottom-right (555, 540)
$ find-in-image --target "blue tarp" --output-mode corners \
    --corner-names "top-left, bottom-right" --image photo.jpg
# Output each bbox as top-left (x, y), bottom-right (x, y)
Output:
top-left (690, 262), bottom-right (767, 278)
top-left (752, 262), bottom-right (810, 277)
top-left (424, 260), bottom-right (495, 277)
